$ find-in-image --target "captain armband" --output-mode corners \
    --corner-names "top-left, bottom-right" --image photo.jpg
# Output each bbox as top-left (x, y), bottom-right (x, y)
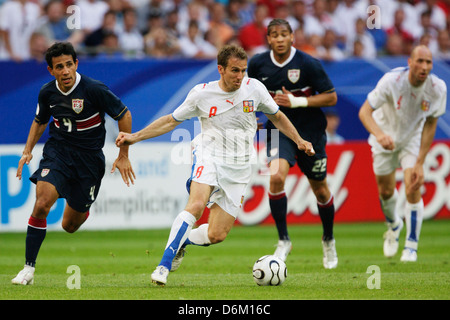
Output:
top-left (287, 94), bottom-right (308, 108)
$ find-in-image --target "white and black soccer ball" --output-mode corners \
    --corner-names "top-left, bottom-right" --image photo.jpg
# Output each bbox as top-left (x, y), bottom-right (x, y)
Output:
top-left (252, 255), bottom-right (287, 286)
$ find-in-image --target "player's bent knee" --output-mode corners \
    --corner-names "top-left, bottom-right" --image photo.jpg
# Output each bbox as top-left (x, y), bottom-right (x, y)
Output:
top-left (208, 229), bottom-right (227, 244)
top-left (62, 222), bottom-right (80, 234)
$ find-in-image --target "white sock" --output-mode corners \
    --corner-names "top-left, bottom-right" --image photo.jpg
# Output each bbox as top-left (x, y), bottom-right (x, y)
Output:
top-left (380, 189), bottom-right (401, 227)
top-left (159, 210), bottom-right (197, 270)
top-left (404, 199), bottom-right (423, 251)
top-left (188, 224), bottom-right (211, 246)
top-left (164, 210), bottom-right (197, 251)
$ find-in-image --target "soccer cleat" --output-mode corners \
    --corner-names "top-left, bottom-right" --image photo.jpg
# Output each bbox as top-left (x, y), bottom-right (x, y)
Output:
top-left (151, 265), bottom-right (169, 286)
top-left (11, 265), bottom-right (35, 285)
top-left (171, 247), bottom-right (186, 272)
top-left (322, 239), bottom-right (338, 269)
top-left (273, 240), bottom-right (292, 262)
top-left (383, 219), bottom-right (404, 258)
top-left (400, 247), bottom-right (417, 262)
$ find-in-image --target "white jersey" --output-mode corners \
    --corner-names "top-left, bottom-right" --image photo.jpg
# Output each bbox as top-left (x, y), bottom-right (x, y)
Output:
top-left (173, 77), bottom-right (279, 164)
top-left (367, 67), bottom-right (446, 153)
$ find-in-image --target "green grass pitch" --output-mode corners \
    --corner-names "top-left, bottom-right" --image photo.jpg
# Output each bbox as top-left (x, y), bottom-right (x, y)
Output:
top-left (0, 220), bottom-right (449, 301)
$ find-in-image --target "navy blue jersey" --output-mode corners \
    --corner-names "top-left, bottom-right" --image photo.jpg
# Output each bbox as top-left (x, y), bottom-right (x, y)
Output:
top-left (247, 48), bottom-right (335, 140)
top-left (36, 73), bottom-right (128, 151)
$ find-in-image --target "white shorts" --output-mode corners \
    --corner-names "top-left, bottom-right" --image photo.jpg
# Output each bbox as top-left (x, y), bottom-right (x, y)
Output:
top-left (190, 140), bottom-right (251, 218)
top-left (369, 133), bottom-right (420, 176)
top-left (371, 148), bottom-right (418, 176)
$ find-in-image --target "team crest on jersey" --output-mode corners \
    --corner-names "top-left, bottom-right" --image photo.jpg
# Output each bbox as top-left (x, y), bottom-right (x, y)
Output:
top-left (72, 99), bottom-right (84, 114)
top-left (288, 69), bottom-right (300, 84)
top-left (243, 100), bottom-right (254, 113)
top-left (421, 100), bottom-right (430, 111)
top-left (41, 168), bottom-right (50, 177)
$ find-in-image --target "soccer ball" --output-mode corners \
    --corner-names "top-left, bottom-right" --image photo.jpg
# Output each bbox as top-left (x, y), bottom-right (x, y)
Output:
top-left (252, 255), bottom-right (287, 286)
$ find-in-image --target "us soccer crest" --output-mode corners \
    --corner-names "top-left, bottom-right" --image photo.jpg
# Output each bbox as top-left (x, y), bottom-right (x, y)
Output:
top-left (41, 168), bottom-right (50, 177)
top-left (421, 100), bottom-right (430, 111)
top-left (288, 69), bottom-right (300, 84)
top-left (72, 99), bottom-right (84, 114)
top-left (243, 100), bottom-right (254, 113)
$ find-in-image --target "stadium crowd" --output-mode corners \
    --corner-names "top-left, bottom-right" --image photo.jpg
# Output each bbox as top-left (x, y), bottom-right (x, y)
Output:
top-left (0, 0), bottom-right (449, 62)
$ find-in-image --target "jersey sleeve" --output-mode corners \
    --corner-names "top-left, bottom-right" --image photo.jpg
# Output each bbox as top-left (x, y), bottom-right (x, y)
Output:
top-left (367, 73), bottom-right (392, 109)
top-left (253, 78), bottom-right (279, 115)
top-left (172, 86), bottom-right (201, 121)
top-left (306, 57), bottom-right (335, 94)
top-left (88, 82), bottom-right (128, 120)
top-left (35, 86), bottom-right (51, 124)
top-left (431, 78), bottom-right (447, 118)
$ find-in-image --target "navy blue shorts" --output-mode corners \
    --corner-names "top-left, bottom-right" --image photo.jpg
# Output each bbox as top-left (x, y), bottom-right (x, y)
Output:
top-left (266, 127), bottom-right (328, 181)
top-left (30, 139), bottom-right (105, 212)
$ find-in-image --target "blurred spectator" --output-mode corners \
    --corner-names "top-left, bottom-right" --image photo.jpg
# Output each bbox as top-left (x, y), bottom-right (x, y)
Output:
top-left (144, 26), bottom-right (180, 58)
top-left (0, 0), bottom-right (41, 62)
top-left (35, 0), bottom-right (84, 48)
top-left (29, 32), bottom-right (49, 63)
top-left (256, 0), bottom-right (286, 18)
top-left (291, 0), bottom-right (325, 38)
top-left (225, 0), bottom-right (246, 33)
top-left (117, 8), bottom-right (145, 58)
top-left (416, 0), bottom-right (447, 32)
top-left (325, 0), bottom-right (347, 42)
top-left (177, 1), bottom-right (210, 37)
top-left (237, 0), bottom-right (256, 26)
top-left (84, 10), bottom-right (119, 53)
top-left (307, 0), bottom-right (333, 37)
top-left (346, 18), bottom-right (376, 59)
top-left (178, 20), bottom-right (217, 59)
top-left (75, 0), bottom-right (109, 35)
top-left (382, 33), bottom-right (404, 56)
top-left (316, 29), bottom-right (345, 61)
top-left (142, 11), bottom-right (165, 35)
top-left (293, 28), bottom-right (318, 57)
top-left (324, 107), bottom-right (344, 145)
top-left (95, 30), bottom-right (124, 59)
top-left (137, 0), bottom-right (174, 32)
top-left (238, 4), bottom-right (268, 56)
top-left (435, 29), bottom-right (450, 59)
top-left (166, 9), bottom-right (181, 38)
top-left (385, 8), bottom-right (415, 55)
top-left (417, 9), bottom-right (439, 39)
top-left (333, 0), bottom-right (367, 43)
top-left (209, 2), bottom-right (235, 46)
top-left (266, 2), bottom-right (299, 31)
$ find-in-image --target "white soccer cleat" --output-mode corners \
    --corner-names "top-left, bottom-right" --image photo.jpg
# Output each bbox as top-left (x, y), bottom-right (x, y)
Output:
top-left (273, 240), bottom-right (292, 262)
top-left (151, 265), bottom-right (169, 286)
top-left (322, 239), bottom-right (338, 269)
top-left (11, 265), bottom-right (35, 285)
top-left (400, 248), bottom-right (417, 262)
top-left (171, 247), bottom-right (186, 272)
top-left (383, 220), bottom-right (404, 258)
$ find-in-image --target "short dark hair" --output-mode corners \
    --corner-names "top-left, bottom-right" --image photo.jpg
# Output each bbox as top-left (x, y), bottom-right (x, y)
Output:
top-left (45, 42), bottom-right (77, 68)
top-left (267, 18), bottom-right (292, 35)
top-left (217, 45), bottom-right (247, 68)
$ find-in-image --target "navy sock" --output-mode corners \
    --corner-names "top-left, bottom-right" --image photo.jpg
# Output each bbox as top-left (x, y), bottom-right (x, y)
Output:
top-left (318, 196), bottom-right (335, 241)
top-left (269, 191), bottom-right (290, 241)
top-left (25, 216), bottom-right (47, 267)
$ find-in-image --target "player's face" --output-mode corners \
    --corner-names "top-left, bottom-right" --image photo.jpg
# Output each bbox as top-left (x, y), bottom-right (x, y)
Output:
top-left (47, 54), bottom-right (79, 93)
top-left (267, 25), bottom-right (293, 58)
top-left (408, 48), bottom-right (433, 87)
top-left (218, 57), bottom-right (247, 92)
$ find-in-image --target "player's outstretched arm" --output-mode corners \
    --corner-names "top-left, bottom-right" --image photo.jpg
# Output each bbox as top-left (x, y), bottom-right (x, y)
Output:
top-left (358, 99), bottom-right (395, 150)
top-left (266, 111), bottom-right (315, 156)
top-left (112, 110), bottom-right (136, 186)
top-left (115, 114), bottom-right (181, 147)
top-left (17, 121), bottom-right (47, 180)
